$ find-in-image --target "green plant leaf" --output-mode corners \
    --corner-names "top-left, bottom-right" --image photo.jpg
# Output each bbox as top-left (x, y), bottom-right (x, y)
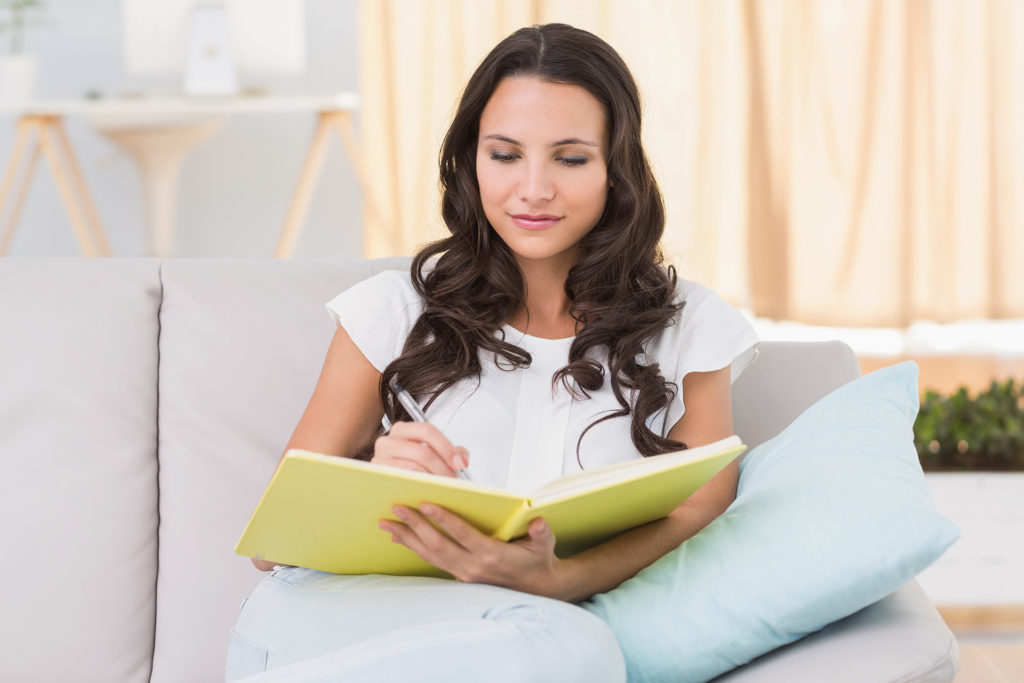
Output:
top-left (915, 376), bottom-right (1024, 471)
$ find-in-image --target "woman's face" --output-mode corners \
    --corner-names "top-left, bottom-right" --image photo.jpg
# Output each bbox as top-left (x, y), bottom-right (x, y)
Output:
top-left (476, 76), bottom-right (609, 272)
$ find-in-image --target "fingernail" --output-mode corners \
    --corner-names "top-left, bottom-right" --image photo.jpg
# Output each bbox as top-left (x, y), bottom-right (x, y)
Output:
top-left (392, 506), bottom-right (408, 520)
top-left (419, 503), bottom-right (438, 517)
top-left (452, 454), bottom-right (467, 470)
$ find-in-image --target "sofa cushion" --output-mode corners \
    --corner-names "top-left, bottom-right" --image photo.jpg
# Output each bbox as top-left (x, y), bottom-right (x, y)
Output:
top-left (151, 258), bottom-right (393, 683)
top-left (715, 581), bottom-right (959, 683)
top-left (0, 259), bottom-right (161, 683)
top-left (584, 362), bottom-right (960, 683)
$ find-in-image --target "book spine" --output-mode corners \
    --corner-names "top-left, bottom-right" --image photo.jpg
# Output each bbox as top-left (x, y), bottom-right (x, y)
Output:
top-left (493, 500), bottom-right (534, 541)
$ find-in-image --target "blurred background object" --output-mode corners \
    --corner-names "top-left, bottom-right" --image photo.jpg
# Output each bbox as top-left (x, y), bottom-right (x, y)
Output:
top-left (0, 0), bottom-right (361, 259)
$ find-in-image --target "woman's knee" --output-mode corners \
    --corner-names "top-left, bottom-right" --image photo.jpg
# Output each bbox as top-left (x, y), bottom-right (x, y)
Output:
top-left (552, 604), bottom-right (626, 683)
top-left (488, 599), bottom-right (626, 683)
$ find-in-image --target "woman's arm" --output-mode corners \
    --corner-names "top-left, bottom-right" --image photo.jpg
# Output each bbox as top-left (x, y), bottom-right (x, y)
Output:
top-left (382, 366), bottom-right (738, 600)
top-left (282, 326), bottom-right (385, 459)
top-left (549, 365), bottom-right (737, 600)
top-left (252, 324), bottom-right (470, 571)
top-left (252, 326), bottom-right (382, 571)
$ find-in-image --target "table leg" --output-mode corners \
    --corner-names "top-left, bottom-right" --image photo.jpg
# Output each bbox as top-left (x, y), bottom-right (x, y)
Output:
top-left (2, 115), bottom-right (112, 257)
top-left (0, 135), bottom-right (43, 256)
top-left (37, 118), bottom-right (100, 257)
top-left (53, 119), bottom-right (112, 256)
top-left (275, 110), bottom-right (394, 258)
top-left (94, 117), bottom-right (223, 256)
top-left (328, 111), bottom-right (394, 254)
top-left (274, 112), bottom-right (334, 258)
top-left (0, 118), bottom-right (39, 256)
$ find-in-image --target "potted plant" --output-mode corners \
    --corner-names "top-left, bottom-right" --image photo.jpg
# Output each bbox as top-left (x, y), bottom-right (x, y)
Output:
top-left (0, 0), bottom-right (46, 103)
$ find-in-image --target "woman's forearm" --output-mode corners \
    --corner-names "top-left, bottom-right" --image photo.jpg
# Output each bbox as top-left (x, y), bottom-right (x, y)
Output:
top-left (551, 459), bottom-right (739, 602)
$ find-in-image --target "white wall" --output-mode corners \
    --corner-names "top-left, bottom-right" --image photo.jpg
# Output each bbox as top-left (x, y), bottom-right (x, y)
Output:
top-left (2, 0), bottom-right (362, 258)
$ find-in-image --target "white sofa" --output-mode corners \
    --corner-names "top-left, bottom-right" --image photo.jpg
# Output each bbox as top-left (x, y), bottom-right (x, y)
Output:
top-left (0, 258), bottom-right (958, 682)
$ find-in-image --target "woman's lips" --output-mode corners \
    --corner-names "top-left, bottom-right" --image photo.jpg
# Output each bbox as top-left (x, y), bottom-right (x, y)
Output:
top-left (510, 214), bottom-right (562, 230)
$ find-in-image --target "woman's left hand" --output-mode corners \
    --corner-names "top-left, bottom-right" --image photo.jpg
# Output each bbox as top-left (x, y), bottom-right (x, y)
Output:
top-left (380, 504), bottom-right (568, 599)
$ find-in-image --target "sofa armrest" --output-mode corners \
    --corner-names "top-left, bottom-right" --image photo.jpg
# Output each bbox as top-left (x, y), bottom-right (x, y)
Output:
top-left (714, 581), bottom-right (959, 682)
top-left (732, 340), bottom-right (862, 449)
top-left (726, 342), bottom-right (958, 681)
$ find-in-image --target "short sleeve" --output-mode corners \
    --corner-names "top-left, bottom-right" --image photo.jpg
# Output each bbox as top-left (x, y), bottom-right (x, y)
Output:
top-left (324, 270), bottom-right (424, 372)
top-left (648, 279), bottom-right (760, 433)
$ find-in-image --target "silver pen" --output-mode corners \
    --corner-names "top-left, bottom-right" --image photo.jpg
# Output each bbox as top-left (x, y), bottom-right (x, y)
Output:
top-left (389, 377), bottom-right (472, 481)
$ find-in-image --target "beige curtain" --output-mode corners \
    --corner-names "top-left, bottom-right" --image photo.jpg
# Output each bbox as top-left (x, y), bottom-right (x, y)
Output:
top-left (358, 0), bottom-right (541, 257)
top-left (358, 0), bottom-right (1024, 326)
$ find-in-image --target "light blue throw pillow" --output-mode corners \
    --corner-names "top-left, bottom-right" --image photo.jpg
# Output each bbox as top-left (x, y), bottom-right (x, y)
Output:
top-left (584, 362), bottom-right (959, 683)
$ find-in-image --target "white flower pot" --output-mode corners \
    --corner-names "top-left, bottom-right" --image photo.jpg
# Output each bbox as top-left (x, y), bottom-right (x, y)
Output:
top-left (918, 472), bottom-right (1024, 605)
top-left (0, 55), bottom-right (38, 103)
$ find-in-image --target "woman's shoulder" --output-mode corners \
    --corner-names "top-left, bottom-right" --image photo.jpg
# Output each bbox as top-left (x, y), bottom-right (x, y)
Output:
top-left (671, 277), bottom-right (726, 321)
top-left (327, 268), bottom-right (419, 308)
top-left (651, 275), bottom-right (759, 373)
top-left (324, 268), bottom-right (424, 372)
top-left (325, 268), bottom-right (423, 332)
top-left (645, 276), bottom-right (760, 430)
top-left (357, 267), bottom-right (418, 295)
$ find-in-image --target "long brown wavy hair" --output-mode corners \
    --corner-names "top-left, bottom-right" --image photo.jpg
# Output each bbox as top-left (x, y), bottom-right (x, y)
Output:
top-left (365, 23), bottom-right (686, 462)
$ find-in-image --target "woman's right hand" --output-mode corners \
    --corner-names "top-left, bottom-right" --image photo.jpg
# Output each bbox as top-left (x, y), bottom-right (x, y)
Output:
top-left (372, 421), bottom-right (469, 477)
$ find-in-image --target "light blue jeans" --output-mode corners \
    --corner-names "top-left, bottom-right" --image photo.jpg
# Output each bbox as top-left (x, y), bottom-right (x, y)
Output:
top-left (225, 567), bottom-right (626, 682)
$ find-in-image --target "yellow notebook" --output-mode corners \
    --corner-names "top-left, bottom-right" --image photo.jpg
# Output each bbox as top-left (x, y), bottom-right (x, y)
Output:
top-left (234, 435), bottom-right (745, 578)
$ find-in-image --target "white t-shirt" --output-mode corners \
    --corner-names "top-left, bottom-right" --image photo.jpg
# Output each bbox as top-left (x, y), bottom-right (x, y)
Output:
top-left (326, 270), bottom-right (759, 494)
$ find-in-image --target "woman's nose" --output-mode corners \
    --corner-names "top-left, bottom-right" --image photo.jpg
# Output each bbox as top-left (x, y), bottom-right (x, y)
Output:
top-left (517, 162), bottom-right (555, 202)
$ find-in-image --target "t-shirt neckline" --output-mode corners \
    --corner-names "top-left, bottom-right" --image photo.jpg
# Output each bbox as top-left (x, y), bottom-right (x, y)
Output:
top-left (502, 323), bottom-right (575, 345)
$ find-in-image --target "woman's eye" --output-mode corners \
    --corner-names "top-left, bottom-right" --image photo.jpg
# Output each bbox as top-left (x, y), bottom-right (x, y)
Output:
top-left (557, 156), bottom-right (587, 167)
top-left (490, 151), bottom-right (519, 162)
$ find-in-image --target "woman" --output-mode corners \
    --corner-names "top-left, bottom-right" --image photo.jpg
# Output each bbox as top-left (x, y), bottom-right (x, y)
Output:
top-left (228, 23), bottom-right (758, 682)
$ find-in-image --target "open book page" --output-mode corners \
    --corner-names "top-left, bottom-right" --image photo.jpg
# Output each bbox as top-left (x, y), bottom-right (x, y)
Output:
top-left (493, 437), bottom-right (746, 551)
top-left (235, 451), bottom-right (528, 577)
top-left (530, 435), bottom-right (744, 502)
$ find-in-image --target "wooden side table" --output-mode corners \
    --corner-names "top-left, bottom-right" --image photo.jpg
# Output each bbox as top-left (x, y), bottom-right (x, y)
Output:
top-left (0, 93), bottom-right (374, 257)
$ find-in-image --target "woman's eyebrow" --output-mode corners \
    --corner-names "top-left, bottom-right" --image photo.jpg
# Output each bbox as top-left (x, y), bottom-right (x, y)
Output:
top-left (482, 134), bottom-right (598, 148)
top-left (551, 137), bottom-right (598, 148)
